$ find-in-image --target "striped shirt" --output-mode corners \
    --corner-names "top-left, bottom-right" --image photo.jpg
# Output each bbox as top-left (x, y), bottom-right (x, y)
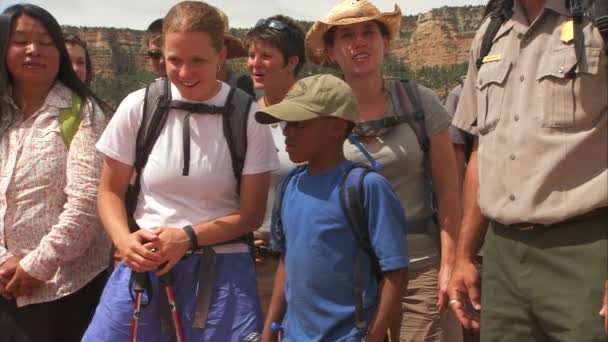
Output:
top-left (0, 82), bottom-right (111, 307)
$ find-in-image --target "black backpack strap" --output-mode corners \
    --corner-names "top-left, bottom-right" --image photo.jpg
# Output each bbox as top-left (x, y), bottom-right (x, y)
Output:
top-left (339, 163), bottom-right (380, 330)
top-left (565, 0), bottom-right (587, 78)
top-left (398, 80), bottom-right (429, 153)
top-left (476, 0), bottom-right (514, 70)
top-left (271, 166), bottom-right (308, 252)
top-left (125, 78), bottom-right (171, 232)
top-left (591, 0), bottom-right (608, 53)
top-left (393, 80), bottom-right (438, 237)
top-left (222, 87), bottom-right (253, 194)
top-left (236, 74), bottom-right (256, 99)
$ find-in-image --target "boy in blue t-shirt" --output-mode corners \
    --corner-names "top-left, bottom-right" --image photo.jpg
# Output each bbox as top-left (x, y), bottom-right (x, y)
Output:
top-left (255, 74), bottom-right (409, 342)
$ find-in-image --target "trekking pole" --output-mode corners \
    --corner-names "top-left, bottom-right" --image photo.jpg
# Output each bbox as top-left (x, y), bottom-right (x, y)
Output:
top-left (130, 272), bottom-right (151, 342)
top-left (159, 272), bottom-right (185, 342)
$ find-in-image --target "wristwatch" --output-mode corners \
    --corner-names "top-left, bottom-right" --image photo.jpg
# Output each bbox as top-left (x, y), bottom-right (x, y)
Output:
top-left (182, 225), bottom-right (198, 251)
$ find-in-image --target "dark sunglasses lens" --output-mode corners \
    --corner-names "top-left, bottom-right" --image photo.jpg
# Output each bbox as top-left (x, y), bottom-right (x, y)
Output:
top-left (147, 50), bottom-right (162, 59)
top-left (268, 20), bottom-right (287, 30)
top-left (254, 19), bottom-right (288, 32)
top-left (254, 19), bottom-right (267, 28)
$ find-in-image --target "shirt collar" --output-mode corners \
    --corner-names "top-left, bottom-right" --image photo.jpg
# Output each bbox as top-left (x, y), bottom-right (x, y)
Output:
top-left (45, 82), bottom-right (73, 110)
top-left (1, 82), bottom-right (72, 119)
top-left (544, 0), bottom-right (571, 17)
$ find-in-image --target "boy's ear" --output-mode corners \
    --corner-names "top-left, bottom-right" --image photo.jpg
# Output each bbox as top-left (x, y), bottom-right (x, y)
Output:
top-left (326, 118), bottom-right (349, 140)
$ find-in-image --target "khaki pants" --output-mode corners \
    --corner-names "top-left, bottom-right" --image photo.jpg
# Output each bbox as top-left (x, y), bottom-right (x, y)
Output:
top-left (391, 265), bottom-right (462, 342)
top-left (481, 214), bottom-right (608, 342)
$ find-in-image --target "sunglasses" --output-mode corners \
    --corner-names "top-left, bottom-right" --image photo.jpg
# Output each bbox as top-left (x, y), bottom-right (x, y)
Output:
top-left (254, 19), bottom-right (289, 32)
top-left (147, 50), bottom-right (162, 59)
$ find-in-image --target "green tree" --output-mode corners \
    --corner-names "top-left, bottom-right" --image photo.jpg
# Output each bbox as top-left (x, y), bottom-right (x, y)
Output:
top-left (92, 68), bottom-right (156, 108)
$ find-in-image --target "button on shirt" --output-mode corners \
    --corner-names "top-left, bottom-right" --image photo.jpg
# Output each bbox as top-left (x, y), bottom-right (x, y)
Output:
top-left (453, 0), bottom-right (608, 225)
top-left (0, 83), bottom-right (111, 307)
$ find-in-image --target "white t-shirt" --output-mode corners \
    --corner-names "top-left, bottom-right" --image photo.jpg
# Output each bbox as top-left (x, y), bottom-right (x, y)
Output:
top-left (96, 82), bottom-right (279, 231)
top-left (258, 123), bottom-right (294, 236)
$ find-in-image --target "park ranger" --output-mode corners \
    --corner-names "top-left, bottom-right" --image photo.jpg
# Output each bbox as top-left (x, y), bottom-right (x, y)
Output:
top-left (448, 0), bottom-right (608, 340)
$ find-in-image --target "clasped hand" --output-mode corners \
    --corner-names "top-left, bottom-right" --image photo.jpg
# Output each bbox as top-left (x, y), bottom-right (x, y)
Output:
top-left (0, 256), bottom-right (44, 299)
top-left (117, 227), bottom-right (191, 275)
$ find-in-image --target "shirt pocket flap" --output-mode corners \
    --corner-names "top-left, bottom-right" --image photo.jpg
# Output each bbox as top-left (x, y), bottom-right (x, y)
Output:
top-left (475, 60), bottom-right (511, 90)
top-left (537, 47), bottom-right (601, 80)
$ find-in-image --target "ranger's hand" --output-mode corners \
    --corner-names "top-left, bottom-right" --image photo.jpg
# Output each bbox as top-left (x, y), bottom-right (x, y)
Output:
top-left (447, 259), bottom-right (481, 331)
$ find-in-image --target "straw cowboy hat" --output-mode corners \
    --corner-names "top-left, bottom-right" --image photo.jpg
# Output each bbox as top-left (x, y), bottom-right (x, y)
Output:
top-left (306, 0), bottom-right (402, 67)
top-left (215, 7), bottom-right (248, 59)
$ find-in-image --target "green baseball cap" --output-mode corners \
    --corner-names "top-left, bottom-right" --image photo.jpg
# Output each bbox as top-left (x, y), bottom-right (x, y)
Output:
top-left (255, 74), bottom-right (360, 124)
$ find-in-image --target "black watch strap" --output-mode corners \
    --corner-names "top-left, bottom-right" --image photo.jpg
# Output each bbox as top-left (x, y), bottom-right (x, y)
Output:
top-left (183, 225), bottom-right (198, 251)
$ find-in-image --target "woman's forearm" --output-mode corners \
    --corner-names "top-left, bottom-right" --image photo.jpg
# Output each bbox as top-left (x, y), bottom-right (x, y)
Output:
top-left (430, 131), bottom-right (462, 264)
top-left (193, 172), bottom-right (270, 246)
top-left (192, 211), bottom-right (262, 246)
top-left (98, 188), bottom-right (132, 247)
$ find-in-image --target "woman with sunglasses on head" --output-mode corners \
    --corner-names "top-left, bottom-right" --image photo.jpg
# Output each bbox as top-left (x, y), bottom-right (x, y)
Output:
top-left (0, 4), bottom-right (113, 341)
top-left (244, 14), bottom-right (305, 319)
top-left (307, 1), bottom-right (461, 341)
top-left (83, 2), bottom-right (278, 341)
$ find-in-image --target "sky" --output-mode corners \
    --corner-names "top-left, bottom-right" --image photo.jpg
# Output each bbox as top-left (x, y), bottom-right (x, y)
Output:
top-left (0, 0), bottom-right (487, 30)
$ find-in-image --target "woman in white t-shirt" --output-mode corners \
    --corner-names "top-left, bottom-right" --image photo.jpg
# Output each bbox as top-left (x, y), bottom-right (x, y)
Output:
top-left (83, 3), bottom-right (278, 341)
top-left (244, 14), bottom-right (306, 317)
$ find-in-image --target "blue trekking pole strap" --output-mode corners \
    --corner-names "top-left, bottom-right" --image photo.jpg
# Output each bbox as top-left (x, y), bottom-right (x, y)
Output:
top-left (348, 134), bottom-right (383, 172)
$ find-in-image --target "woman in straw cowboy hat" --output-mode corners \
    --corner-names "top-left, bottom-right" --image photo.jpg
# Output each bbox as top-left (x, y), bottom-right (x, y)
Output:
top-left (306, 1), bottom-right (462, 341)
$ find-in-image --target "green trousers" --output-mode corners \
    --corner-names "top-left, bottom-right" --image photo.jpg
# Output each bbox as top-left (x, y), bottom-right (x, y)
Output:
top-left (480, 213), bottom-right (607, 342)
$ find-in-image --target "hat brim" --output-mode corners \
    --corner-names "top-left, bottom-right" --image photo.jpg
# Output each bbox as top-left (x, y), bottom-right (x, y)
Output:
top-left (255, 102), bottom-right (321, 124)
top-left (225, 35), bottom-right (247, 59)
top-left (306, 4), bottom-right (402, 68)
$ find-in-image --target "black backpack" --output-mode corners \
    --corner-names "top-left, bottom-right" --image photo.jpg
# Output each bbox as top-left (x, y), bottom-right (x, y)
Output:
top-left (273, 163), bottom-right (381, 329)
top-left (125, 78), bottom-right (253, 235)
top-left (477, 0), bottom-right (607, 72)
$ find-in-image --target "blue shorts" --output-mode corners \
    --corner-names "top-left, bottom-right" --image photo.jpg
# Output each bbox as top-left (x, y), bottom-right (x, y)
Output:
top-left (83, 253), bottom-right (262, 342)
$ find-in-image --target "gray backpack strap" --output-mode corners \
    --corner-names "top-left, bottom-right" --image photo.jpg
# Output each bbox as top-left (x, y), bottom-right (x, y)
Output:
top-left (222, 87), bottom-right (253, 193)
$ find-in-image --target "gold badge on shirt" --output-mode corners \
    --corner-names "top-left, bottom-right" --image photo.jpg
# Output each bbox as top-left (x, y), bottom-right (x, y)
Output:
top-left (560, 20), bottom-right (574, 43)
top-left (482, 54), bottom-right (502, 64)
